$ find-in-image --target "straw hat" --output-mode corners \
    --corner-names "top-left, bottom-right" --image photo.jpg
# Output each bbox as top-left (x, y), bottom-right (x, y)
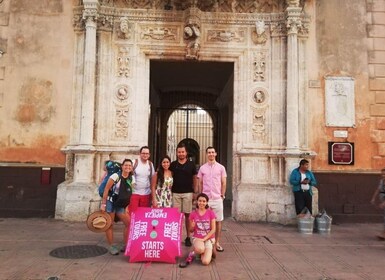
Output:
top-left (86, 211), bottom-right (112, 233)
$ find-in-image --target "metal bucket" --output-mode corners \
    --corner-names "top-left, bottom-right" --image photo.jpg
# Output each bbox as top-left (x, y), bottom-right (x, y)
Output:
top-left (297, 216), bottom-right (314, 234)
top-left (316, 217), bottom-right (332, 234)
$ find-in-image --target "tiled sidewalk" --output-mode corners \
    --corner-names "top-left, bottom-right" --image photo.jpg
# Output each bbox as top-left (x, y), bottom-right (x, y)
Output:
top-left (0, 218), bottom-right (384, 280)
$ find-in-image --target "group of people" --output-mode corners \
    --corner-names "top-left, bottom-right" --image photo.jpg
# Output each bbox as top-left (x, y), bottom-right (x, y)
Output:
top-left (100, 143), bottom-right (227, 267)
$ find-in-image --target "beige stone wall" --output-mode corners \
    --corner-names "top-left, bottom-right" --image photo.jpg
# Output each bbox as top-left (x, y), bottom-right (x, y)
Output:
top-left (368, 0), bottom-right (385, 169)
top-left (0, 0), bottom-right (74, 165)
top-left (307, 0), bottom-right (385, 171)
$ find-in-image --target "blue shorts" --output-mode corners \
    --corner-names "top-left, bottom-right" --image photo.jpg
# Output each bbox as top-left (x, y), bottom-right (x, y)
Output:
top-left (106, 200), bottom-right (126, 214)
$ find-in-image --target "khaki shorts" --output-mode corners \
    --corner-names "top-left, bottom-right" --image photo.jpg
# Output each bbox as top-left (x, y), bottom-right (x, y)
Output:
top-left (208, 199), bottom-right (224, 222)
top-left (172, 192), bottom-right (193, 214)
top-left (192, 237), bottom-right (215, 249)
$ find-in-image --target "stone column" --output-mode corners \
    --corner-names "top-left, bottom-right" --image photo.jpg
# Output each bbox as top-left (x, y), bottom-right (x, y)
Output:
top-left (55, 0), bottom-right (100, 221)
top-left (285, 2), bottom-right (303, 199)
top-left (71, 0), bottom-right (99, 183)
top-left (285, 4), bottom-right (302, 151)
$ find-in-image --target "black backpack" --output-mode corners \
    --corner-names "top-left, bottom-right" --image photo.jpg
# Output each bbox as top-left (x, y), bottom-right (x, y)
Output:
top-left (110, 176), bottom-right (133, 208)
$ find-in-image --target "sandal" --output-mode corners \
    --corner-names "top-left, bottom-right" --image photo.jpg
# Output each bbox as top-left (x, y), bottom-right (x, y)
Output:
top-left (216, 244), bottom-right (224, 252)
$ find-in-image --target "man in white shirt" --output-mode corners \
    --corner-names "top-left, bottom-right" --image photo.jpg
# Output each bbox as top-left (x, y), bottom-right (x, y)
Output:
top-left (130, 146), bottom-right (155, 213)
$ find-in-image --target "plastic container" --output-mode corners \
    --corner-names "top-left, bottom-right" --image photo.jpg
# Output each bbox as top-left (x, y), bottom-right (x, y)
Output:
top-left (297, 216), bottom-right (314, 234)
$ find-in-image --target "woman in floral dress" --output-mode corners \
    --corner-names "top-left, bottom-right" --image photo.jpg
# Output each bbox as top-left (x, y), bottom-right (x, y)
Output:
top-left (151, 155), bottom-right (173, 208)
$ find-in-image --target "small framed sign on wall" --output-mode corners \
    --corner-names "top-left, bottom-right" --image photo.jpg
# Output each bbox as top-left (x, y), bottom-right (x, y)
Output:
top-left (328, 142), bottom-right (354, 165)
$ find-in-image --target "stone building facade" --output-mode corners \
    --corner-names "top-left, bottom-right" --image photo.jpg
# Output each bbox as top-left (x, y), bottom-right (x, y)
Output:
top-left (0, 0), bottom-right (384, 223)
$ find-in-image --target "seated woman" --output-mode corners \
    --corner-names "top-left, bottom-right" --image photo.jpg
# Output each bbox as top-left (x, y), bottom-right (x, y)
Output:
top-left (179, 193), bottom-right (216, 267)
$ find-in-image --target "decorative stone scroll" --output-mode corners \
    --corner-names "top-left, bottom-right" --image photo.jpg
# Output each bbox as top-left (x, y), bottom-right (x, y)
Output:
top-left (141, 26), bottom-right (178, 41)
top-left (116, 46), bottom-right (130, 77)
top-left (253, 52), bottom-right (266, 82)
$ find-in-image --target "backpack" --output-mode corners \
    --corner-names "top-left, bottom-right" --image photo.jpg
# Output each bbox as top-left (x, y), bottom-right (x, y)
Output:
top-left (110, 176), bottom-right (133, 208)
top-left (98, 160), bottom-right (122, 197)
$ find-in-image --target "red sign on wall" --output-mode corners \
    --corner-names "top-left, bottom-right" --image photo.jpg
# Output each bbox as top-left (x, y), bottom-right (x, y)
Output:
top-left (328, 142), bottom-right (354, 165)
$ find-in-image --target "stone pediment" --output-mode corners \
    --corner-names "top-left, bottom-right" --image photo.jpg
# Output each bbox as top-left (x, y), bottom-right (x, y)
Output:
top-left (95, 0), bottom-right (289, 13)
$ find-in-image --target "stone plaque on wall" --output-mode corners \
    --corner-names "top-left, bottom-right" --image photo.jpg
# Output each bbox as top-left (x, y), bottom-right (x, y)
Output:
top-left (325, 77), bottom-right (355, 127)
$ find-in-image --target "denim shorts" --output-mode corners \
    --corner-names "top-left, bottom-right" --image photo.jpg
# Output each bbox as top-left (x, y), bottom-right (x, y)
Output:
top-left (106, 200), bottom-right (126, 214)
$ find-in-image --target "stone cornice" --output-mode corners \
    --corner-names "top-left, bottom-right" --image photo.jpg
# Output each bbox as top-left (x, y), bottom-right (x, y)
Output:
top-left (73, 7), bottom-right (289, 31)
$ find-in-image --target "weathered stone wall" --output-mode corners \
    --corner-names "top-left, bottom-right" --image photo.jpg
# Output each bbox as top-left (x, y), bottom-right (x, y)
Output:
top-left (0, 0), bottom-right (74, 165)
top-left (308, 0), bottom-right (384, 171)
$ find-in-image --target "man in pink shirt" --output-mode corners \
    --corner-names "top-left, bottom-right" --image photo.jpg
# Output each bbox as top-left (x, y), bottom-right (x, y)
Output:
top-left (197, 146), bottom-right (227, 252)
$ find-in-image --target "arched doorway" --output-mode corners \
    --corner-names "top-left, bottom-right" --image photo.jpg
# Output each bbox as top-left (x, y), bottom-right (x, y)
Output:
top-left (166, 105), bottom-right (215, 167)
top-left (148, 60), bottom-right (234, 204)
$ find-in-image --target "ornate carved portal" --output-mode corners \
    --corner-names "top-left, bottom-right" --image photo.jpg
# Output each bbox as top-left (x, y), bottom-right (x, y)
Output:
top-left (61, 0), bottom-right (311, 224)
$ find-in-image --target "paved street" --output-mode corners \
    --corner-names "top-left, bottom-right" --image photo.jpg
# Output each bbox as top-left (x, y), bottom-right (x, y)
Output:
top-left (0, 218), bottom-right (384, 280)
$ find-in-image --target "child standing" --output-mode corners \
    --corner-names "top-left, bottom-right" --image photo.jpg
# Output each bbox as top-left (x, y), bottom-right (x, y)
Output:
top-left (370, 168), bottom-right (385, 240)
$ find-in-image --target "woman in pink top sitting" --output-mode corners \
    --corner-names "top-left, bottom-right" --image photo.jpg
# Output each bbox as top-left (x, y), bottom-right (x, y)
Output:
top-left (179, 193), bottom-right (216, 267)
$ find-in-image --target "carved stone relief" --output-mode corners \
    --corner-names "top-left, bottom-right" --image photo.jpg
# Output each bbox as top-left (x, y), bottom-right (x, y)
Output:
top-left (184, 24), bottom-right (201, 59)
top-left (253, 52), bottom-right (266, 82)
top-left (207, 29), bottom-right (245, 43)
top-left (98, 15), bottom-right (114, 31)
top-left (251, 20), bottom-right (267, 45)
top-left (250, 88), bottom-right (268, 141)
top-left (325, 77), bottom-right (355, 127)
top-left (113, 85), bottom-right (130, 138)
top-left (116, 46), bottom-right (131, 77)
top-left (117, 17), bottom-right (132, 39)
top-left (184, 8), bottom-right (201, 59)
top-left (98, 0), bottom-right (286, 12)
top-left (141, 26), bottom-right (178, 41)
top-left (270, 21), bottom-right (286, 37)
